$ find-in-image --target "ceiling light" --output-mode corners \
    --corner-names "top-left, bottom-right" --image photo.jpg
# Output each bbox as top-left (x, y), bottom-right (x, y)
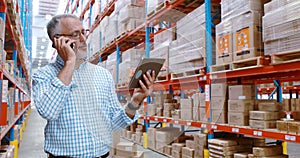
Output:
top-left (41, 46), bottom-right (45, 49)
top-left (40, 52), bottom-right (44, 54)
top-left (45, 14), bottom-right (52, 20)
top-left (42, 38), bottom-right (46, 42)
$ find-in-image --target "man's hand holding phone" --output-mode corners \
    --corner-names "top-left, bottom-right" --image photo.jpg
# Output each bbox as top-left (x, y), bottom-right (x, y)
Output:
top-left (53, 36), bottom-right (77, 63)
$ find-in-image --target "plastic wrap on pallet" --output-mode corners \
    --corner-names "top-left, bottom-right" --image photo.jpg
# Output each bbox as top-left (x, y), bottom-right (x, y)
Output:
top-left (118, 5), bottom-right (145, 23)
top-left (232, 11), bottom-right (264, 61)
top-left (263, 1), bottom-right (300, 28)
top-left (221, 0), bottom-right (262, 21)
top-left (150, 44), bottom-right (169, 77)
top-left (153, 28), bottom-right (176, 48)
top-left (264, 32), bottom-right (300, 55)
top-left (263, 18), bottom-right (300, 42)
top-left (118, 19), bottom-right (144, 34)
top-left (216, 19), bottom-right (233, 64)
top-left (147, 0), bottom-right (165, 14)
top-left (176, 4), bottom-right (220, 36)
top-left (115, 0), bottom-right (145, 13)
top-left (106, 52), bottom-right (117, 82)
top-left (264, 0), bottom-right (299, 14)
top-left (122, 48), bottom-right (145, 63)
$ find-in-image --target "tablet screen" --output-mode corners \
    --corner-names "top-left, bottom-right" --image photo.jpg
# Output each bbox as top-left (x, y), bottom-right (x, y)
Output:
top-left (128, 58), bottom-right (165, 89)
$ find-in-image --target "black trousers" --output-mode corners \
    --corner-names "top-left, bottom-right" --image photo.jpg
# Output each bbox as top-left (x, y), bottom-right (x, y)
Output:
top-left (48, 152), bottom-right (109, 158)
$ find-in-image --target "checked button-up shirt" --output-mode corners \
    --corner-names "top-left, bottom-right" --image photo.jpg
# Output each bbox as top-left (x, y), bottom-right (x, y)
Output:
top-left (32, 56), bottom-right (138, 157)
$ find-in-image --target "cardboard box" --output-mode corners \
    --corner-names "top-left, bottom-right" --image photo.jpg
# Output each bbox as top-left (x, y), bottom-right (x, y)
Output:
top-left (258, 101), bottom-right (281, 111)
top-left (288, 121), bottom-right (300, 134)
top-left (193, 133), bottom-right (207, 147)
top-left (199, 93), bottom-right (206, 107)
top-left (216, 20), bottom-right (233, 65)
top-left (208, 138), bottom-right (238, 147)
top-left (212, 109), bottom-right (227, 124)
top-left (163, 145), bottom-right (172, 156)
top-left (253, 145), bottom-right (282, 157)
top-left (192, 107), bottom-right (199, 121)
top-left (172, 143), bottom-right (185, 153)
top-left (249, 120), bottom-right (277, 129)
top-left (282, 99), bottom-right (291, 111)
top-left (116, 142), bottom-right (137, 157)
top-left (228, 85), bottom-right (254, 100)
top-left (199, 107), bottom-right (207, 122)
top-left (180, 99), bottom-right (193, 109)
top-left (182, 147), bottom-right (194, 157)
top-left (228, 100), bottom-right (254, 112)
top-left (211, 96), bottom-right (227, 110)
top-left (181, 108), bottom-right (193, 120)
top-left (171, 150), bottom-right (182, 158)
top-left (276, 120), bottom-right (288, 132)
top-left (291, 99), bottom-right (300, 111)
top-left (249, 111), bottom-right (280, 120)
top-left (186, 140), bottom-right (195, 149)
top-left (211, 83), bottom-right (227, 97)
top-left (228, 112), bottom-right (249, 126)
top-left (234, 152), bottom-right (251, 158)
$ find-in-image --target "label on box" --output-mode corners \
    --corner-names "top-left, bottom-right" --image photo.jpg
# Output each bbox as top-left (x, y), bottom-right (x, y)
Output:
top-left (218, 33), bottom-right (231, 56)
top-left (236, 27), bottom-right (250, 54)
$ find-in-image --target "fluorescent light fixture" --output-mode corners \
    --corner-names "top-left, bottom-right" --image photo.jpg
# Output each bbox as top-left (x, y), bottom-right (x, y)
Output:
top-left (45, 14), bottom-right (52, 20)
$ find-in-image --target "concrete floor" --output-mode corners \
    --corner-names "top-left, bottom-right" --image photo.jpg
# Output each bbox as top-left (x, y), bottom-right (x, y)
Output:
top-left (18, 107), bottom-right (300, 158)
top-left (18, 107), bottom-right (167, 158)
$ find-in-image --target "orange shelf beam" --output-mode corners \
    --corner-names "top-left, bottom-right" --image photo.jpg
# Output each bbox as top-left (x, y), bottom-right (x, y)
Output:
top-left (79, 0), bottom-right (95, 19)
top-left (90, 0), bottom-right (116, 32)
top-left (210, 62), bottom-right (300, 81)
top-left (71, 0), bottom-right (80, 14)
top-left (140, 116), bottom-right (300, 144)
top-left (0, 62), bottom-right (29, 96)
top-left (64, 0), bottom-right (71, 13)
top-left (0, 105), bottom-right (30, 140)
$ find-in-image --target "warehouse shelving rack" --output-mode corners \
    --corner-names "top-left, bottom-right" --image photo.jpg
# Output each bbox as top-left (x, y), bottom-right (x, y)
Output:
top-left (0, 0), bottom-right (32, 147)
top-left (65, 0), bottom-right (300, 150)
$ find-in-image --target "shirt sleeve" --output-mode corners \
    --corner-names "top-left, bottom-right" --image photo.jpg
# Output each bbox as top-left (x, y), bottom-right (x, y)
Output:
top-left (32, 69), bottom-right (75, 120)
top-left (107, 72), bottom-right (139, 131)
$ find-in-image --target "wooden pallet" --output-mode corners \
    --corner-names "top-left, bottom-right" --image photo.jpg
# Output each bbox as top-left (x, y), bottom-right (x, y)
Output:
top-left (232, 56), bottom-right (269, 70)
top-left (171, 68), bottom-right (204, 80)
top-left (270, 50), bottom-right (300, 65)
top-left (210, 63), bottom-right (231, 73)
top-left (156, 74), bottom-right (169, 82)
top-left (116, 31), bottom-right (128, 40)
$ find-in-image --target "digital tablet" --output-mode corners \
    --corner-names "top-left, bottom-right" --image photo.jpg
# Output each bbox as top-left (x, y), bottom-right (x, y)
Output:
top-left (128, 58), bottom-right (165, 89)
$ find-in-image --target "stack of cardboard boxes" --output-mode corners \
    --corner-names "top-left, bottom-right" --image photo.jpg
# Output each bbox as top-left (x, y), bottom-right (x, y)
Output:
top-left (216, 0), bottom-right (265, 65)
top-left (169, 4), bottom-right (220, 74)
top-left (208, 138), bottom-right (253, 158)
top-left (250, 100), bottom-right (281, 129)
top-left (180, 99), bottom-right (193, 120)
top-left (211, 83), bottom-right (228, 124)
top-left (0, 145), bottom-right (14, 158)
top-left (228, 85), bottom-right (255, 126)
top-left (150, 28), bottom-right (176, 80)
top-left (111, 131), bottom-right (144, 158)
top-left (249, 145), bottom-right (287, 158)
top-left (263, 0), bottom-right (300, 55)
top-left (118, 48), bottom-right (145, 86)
top-left (277, 98), bottom-right (300, 134)
top-left (155, 127), bottom-right (181, 153)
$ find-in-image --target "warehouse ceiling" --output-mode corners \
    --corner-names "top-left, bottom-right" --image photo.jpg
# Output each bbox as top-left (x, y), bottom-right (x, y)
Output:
top-left (32, 0), bottom-right (65, 73)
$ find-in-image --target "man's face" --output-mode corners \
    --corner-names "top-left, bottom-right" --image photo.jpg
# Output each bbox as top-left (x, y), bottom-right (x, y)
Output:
top-left (55, 17), bottom-right (88, 59)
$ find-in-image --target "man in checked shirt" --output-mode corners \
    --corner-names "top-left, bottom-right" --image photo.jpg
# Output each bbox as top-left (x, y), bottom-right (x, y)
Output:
top-left (32, 14), bottom-right (155, 158)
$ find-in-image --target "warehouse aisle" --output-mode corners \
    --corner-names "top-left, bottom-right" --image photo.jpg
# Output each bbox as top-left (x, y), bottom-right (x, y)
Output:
top-left (18, 106), bottom-right (167, 158)
top-left (19, 106), bottom-right (47, 158)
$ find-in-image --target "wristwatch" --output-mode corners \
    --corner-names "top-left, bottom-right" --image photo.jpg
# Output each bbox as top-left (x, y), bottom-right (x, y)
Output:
top-left (127, 101), bottom-right (142, 110)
